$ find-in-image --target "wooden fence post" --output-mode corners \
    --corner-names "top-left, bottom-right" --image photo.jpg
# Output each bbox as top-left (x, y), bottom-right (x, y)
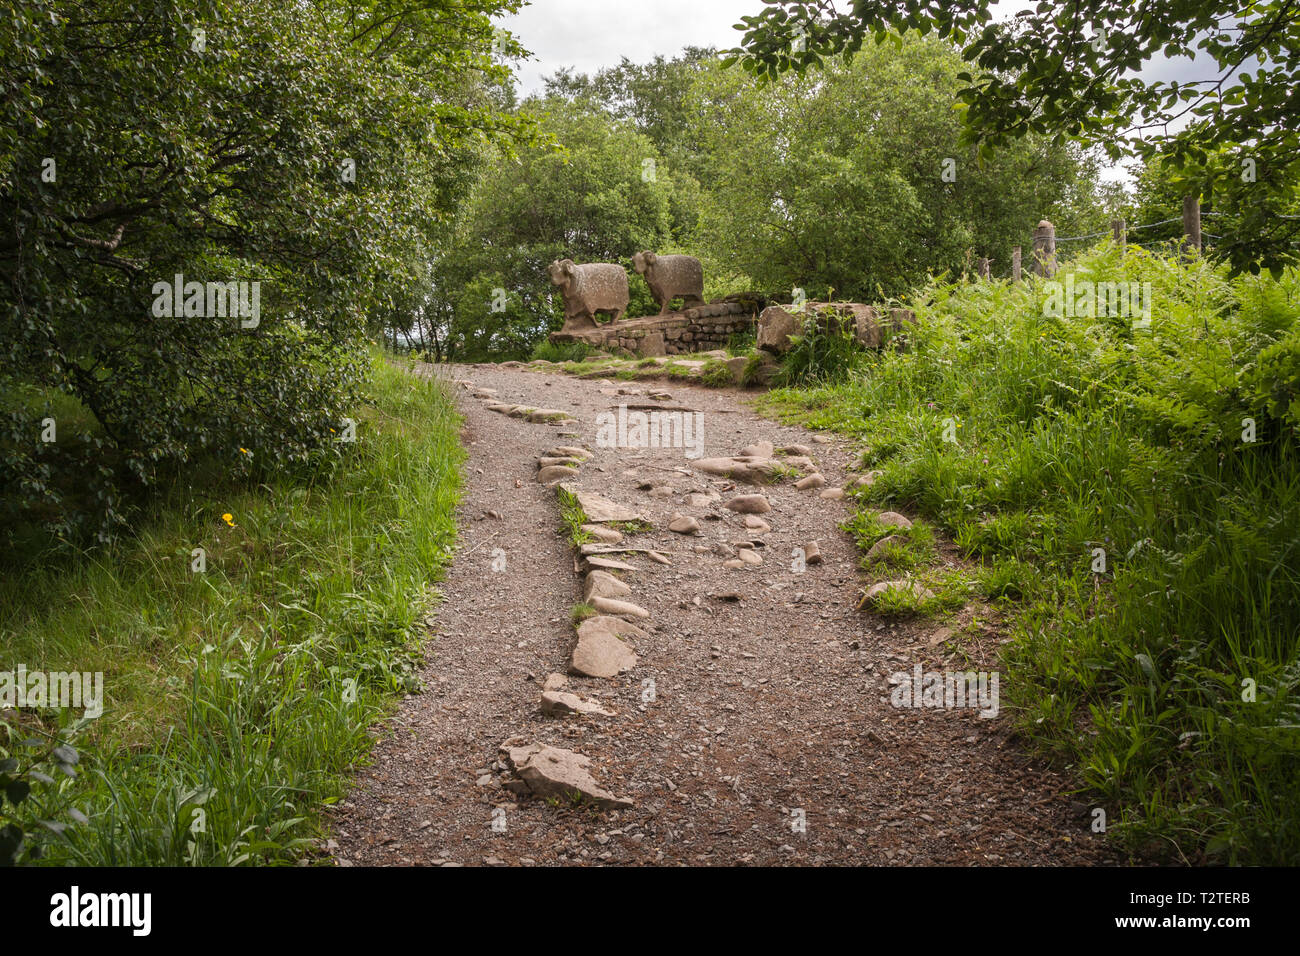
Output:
top-left (978, 257), bottom-right (990, 280)
top-left (1182, 196), bottom-right (1201, 253)
top-left (1032, 220), bottom-right (1057, 278)
top-left (1112, 218), bottom-right (1126, 248)
top-left (1012, 246), bottom-right (1022, 282)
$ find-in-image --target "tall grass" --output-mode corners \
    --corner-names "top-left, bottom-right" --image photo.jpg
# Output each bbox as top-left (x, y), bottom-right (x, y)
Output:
top-left (0, 355), bottom-right (462, 864)
top-left (530, 339), bottom-right (591, 363)
top-left (760, 243), bottom-right (1300, 864)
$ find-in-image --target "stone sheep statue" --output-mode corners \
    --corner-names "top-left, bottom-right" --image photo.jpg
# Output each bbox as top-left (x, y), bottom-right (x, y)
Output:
top-left (548, 259), bottom-right (630, 330)
top-left (632, 252), bottom-right (706, 315)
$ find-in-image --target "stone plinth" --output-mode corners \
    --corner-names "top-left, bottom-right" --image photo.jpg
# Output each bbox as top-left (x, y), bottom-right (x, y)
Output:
top-left (550, 295), bottom-right (766, 357)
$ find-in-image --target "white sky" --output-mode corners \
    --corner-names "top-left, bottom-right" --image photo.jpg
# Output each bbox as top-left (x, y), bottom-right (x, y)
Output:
top-left (496, 0), bottom-right (1221, 185)
top-left (498, 0), bottom-right (756, 95)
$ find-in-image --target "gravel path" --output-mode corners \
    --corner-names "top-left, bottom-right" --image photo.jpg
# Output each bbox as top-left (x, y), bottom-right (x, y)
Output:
top-left (329, 361), bottom-right (1116, 866)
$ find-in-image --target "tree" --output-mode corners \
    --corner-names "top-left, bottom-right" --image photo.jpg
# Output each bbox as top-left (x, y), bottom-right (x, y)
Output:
top-left (424, 98), bottom-right (679, 361)
top-left (1, 0), bottom-right (525, 548)
top-left (729, 0), bottom-right (1300, 274)
top-left (544, 49), bottom-right (716, 236)
top-left (691, 34), bottom-right (1109, 300)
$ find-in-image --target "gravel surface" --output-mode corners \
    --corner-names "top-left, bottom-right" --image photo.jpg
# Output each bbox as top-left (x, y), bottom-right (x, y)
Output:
top-left (329, 361), bottom-right (1118, 866)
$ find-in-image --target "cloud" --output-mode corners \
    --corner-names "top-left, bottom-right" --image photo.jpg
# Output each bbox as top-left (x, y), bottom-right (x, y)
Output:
top-left (497, 0), bottom-right (756, 94)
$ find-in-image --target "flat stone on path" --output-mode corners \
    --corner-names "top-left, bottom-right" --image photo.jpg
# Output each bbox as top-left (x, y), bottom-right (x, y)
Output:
top-left (527, 409), bottom-right (574, 424)
top-left (537, 465), bottom-right (578, 484)
top-left (739, 441), bottom-right (774, 459)
top-left (692, 457), bottom-right (780, 483)
top-left (589, 595), bottom-right (650, 619)
top-left (499, 740), bottom-right (632, 810)
top-left (583, 570), bottom-right (631, 601)
top-left (548, 446), bottom-right (593, 461)
top-left (540, 691), bottom-right (615, 718)
top-left (743, 516), bottom-right (771, 533)
top-left (582, 524), bottom-right (624, 544)
top-left (584, 555), bottom-right (638, 573)
top-left (724, 494), bottom-right (771, 515)
top-left (571, 616), bottom-right (643, 677)
top-left (560, 483), bottom-right (645, 523)
top-left (684, 492), bottom-right (719, 507)
top-left (795, 473), bottom-right (826, 491)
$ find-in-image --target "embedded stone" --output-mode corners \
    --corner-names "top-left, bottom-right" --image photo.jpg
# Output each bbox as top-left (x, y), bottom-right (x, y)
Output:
top-left (589, 596), bottom-right (650, 619)
top-left (877, 511), bottom-right (913, 529)
top-left (668, 514), bottom-right (701, 535)
top-left (724, 494), bottom-right (771, 515)
top-left (571, 616), bottom-right (644, 678)
top-left (499, 740), bottom-right (632, 809)
top-left (583, 570), bottom-right (632, 601)
top-left (537, 465), bottom-right (579, 484)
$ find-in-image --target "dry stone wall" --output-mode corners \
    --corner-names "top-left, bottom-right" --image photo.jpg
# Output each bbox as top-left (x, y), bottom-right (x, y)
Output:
top-left (550, 297), bottom-right (765, 357)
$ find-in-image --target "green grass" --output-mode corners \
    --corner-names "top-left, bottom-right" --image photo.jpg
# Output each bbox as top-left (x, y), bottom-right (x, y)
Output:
top-left (700, 358), bottom-right (736, 388)
top-left (845, 511), bottom-right (938, 572)
top-left (726, 330), bottom-right (757, 356)
top-left (555, 486), bottom-right (594, 546)
top-left (530, 340), bottom-right (591, 363)
top-left (0, 353), bottom-right (463, 865)
top-left (760, 242), bottom-right (1300, 864)
top-left (773, 310), bottom-right (870, 387)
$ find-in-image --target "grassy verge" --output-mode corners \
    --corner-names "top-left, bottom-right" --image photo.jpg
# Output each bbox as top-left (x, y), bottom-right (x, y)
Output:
top-left (0, 354), bottom-right (462, 865)
top-left (759, 243), bottom-right (1300, 864)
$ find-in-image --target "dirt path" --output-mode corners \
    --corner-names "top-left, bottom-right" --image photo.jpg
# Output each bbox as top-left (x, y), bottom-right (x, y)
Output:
top-left (329, 361), bottom-right (1115, 866)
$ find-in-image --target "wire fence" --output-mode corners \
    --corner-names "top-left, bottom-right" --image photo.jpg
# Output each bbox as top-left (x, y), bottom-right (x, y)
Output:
top-left (1056, 217), bottom-right (1181, 243)
top-left (980, 200), bottom-right (1300, 281)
